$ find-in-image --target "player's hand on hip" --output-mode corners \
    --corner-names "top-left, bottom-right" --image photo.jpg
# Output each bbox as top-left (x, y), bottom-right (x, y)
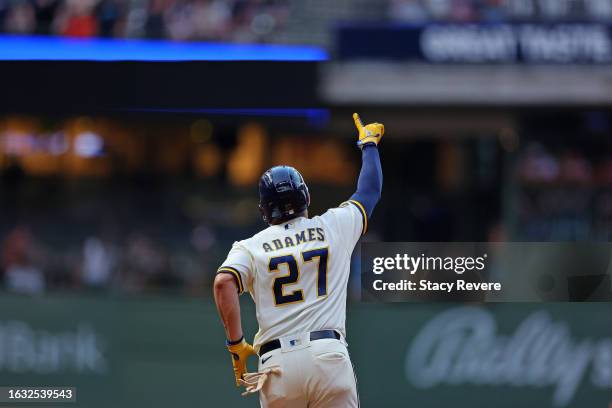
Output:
top-left (353, 112), bottom-right (384, 149)
top-left (226, 337), bottom-right (255, 387)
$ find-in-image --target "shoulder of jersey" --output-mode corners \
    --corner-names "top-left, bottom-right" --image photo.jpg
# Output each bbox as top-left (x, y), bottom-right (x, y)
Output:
top-left (240, 225), bottom-right (276, 247)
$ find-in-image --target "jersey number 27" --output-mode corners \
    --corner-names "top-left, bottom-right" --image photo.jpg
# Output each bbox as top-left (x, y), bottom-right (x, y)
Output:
top-left (268, 247), bottom-right (329, 306)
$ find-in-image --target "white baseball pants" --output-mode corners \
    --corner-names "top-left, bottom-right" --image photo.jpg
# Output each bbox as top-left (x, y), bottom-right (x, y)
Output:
top-left (257, 333), bottom-right (359, 408)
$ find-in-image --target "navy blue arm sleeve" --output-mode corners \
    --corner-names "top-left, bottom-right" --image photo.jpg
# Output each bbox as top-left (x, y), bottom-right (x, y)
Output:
top-left (350, 145), bottom-right (382, 218)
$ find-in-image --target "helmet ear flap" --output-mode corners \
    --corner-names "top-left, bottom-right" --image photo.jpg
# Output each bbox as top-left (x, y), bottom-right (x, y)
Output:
top-left (258, 203), bottom-right (269, 224)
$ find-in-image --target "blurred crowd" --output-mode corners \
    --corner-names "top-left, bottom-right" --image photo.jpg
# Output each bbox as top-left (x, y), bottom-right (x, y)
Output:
top-left (0, 0), bottom-right (289, 42)
top-left (0, 153), bottom-right (236, 296)
top-left (0, 221), bottom-right (222, 296)
top-left (389, 0), bottom-right (612, 23)
top-left (517, 142), bottom-right (612, 185)
top-left (2, 0), bottom-right (612, 45)
top-left (2, 143), bottom-right (611, 296)
top-left (515, 142), bottom-right (612, 240)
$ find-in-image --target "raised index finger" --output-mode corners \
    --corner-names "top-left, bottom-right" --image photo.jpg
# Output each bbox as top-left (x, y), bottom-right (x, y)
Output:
top-left (353, 113), bottom-right (364, 130)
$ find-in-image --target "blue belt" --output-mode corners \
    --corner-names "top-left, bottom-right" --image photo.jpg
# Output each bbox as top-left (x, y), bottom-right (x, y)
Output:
top-left (258, 329), bottom-right (341, 357)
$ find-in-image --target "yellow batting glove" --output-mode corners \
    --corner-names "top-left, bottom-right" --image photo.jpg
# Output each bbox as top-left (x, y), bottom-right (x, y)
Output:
top-left (353, 113), bottom-right (384, 149)
top-left (226, 337), bottom-right (255, 387)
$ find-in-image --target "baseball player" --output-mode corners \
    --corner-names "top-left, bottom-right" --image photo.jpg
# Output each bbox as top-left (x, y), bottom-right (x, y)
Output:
top-left (213, 113), bottom-right (383, 407)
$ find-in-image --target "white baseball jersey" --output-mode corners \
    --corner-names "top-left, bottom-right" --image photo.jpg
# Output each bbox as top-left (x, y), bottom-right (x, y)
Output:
top-left (218, 199), bottom-right (367, 351)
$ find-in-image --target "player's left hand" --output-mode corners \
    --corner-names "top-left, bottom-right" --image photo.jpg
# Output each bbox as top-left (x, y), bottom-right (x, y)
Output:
top-left (226, 337), bottom-right (255, 387)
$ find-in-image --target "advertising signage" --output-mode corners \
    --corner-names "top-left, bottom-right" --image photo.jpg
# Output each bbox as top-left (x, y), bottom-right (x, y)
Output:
top-left (338, 23), bottom-right (612, 64)
top-left (1, 295), bottom-right (611, 407)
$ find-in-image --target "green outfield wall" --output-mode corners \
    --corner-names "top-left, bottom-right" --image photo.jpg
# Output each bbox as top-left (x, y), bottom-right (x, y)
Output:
top-left (0, 294), bottom-right (611, 407)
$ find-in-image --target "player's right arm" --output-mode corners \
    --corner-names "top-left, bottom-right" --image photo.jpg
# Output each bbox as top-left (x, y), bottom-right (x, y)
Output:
top-left (348, 113), bottom-right (384, 233)
top-left (320, 113), bottom-right (384, 249)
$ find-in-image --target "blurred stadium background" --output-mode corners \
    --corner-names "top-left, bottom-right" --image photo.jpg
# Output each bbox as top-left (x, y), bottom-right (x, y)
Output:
top-left (0, 0), bottom-right (611, 407)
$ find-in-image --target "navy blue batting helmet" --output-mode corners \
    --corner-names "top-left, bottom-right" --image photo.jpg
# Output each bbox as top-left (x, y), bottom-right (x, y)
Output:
top-left (258, 166), bottom-right (310, 224)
